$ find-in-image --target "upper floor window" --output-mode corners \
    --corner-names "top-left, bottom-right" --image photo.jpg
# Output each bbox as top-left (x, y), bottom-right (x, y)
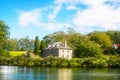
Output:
top-left (62, 50), bottom-right (64, 53)
top-left (67, 50), bottom-right (69, 53)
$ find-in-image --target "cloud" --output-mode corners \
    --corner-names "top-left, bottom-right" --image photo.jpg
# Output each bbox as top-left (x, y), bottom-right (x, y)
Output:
top-left (18, 8), bottom-right (64, 31)
top-left (48, 4), bottom-right (62, 20)
top-left (18, 0), bottom-right (120, 33)
top-left (36, 21), bottom-right (63, 31)
top-left (55, 0), bottom-right (81, 4)
top-left (72, 0), bottom-right (120, 31)
top-left (66, 5), bottom-right (77, 10)
top-left (18, 9), bottom-right (41, 26)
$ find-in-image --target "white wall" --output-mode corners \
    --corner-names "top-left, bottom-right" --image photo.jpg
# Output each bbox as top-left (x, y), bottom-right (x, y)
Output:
top-left (59, 49), bottom-right (72, 59)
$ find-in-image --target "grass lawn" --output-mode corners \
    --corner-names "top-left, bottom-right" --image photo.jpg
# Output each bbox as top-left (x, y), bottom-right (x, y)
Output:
top-left (9, 51), bottom-right (27, 56)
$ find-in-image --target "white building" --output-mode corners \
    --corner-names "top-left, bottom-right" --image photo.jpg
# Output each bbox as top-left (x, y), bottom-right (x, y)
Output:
top-left (43, 41), bottom-right (72, 59)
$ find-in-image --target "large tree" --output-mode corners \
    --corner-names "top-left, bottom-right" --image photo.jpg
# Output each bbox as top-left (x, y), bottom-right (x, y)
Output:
top-left (106, 30), bottom-right (120, 44)
top-left (40, 40), bottom-right (46, 57)
top-left (17, 36), bottom-right (34, 51)
top-left (89, 32), bottom-right (112, 54)
top-left (74, 40), bottom-right (103, 58)
top-left (34, 36), bottom-right (40, 55)
top-left (0, 20), bottom-right (10, 49)
top-left (7, 38), bottom-right (18, 50)
top-left (43, 31), bottom-right (67, 45)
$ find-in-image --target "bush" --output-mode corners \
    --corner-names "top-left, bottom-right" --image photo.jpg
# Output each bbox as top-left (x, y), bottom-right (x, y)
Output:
top-left (0, 48), bottom-right (10, 57)
top-left (107, 55), bottom-right (120, 68)
top-left (0, 55), bottom-right (120, 68)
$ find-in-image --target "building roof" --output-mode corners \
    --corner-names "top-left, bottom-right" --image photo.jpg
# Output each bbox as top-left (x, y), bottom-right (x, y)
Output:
top-left (113, 44), bottom-right (120, 49)
top-left (45, 41), bottom-right (72, 49)
top-left (113, 44), bottom-right (120, 46)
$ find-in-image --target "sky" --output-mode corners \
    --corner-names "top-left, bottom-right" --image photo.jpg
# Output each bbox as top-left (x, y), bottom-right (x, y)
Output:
top-left (0, 0), bottom-right (120, 39)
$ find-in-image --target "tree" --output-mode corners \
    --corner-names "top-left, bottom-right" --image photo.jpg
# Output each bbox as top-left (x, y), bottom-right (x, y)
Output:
top-left (0, 20), bottom-right (10, 56)
top-left (18, 38), bottom-right (26, 50)
top-left (112, 31), bottom-right (120, 44)
top-left (34, 36), bottom-right (40, 55)
top-left (17, 36), bottom-right (34, 51)
top-left (89, 32), bottom-right (112, 54)
top-left (74, 40), bottom-right (103, 58)
top-left (7, 38), bottom-right (18, 50)
top-left (43, 31), bottom-right (67, 45)
top-left (0, 20), bottom-right (10, 49)
top-left (40, 40), bottom-right (46, 57)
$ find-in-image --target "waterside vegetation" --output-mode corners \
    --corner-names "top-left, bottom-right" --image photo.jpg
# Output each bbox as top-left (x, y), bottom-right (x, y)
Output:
top-left (0, 55), bottom-right (120, 68)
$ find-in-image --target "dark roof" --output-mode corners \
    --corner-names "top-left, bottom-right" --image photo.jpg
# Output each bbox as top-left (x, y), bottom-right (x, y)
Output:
top-left (45, 42), bottom-right (72, 49)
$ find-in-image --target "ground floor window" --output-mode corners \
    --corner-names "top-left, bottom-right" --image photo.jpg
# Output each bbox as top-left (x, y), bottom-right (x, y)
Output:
top-left (67, 55), bottom-right (69, 58)
top-left (62, 55), bottom-right (64, 58)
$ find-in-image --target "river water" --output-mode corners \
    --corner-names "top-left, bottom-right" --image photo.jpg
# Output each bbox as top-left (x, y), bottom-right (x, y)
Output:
top-left (0, 66), bottom-right (120, 80)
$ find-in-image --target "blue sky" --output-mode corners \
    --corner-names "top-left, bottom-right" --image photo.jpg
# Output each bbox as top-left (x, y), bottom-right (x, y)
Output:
top-left (0, 0), bottom-right (120, 39)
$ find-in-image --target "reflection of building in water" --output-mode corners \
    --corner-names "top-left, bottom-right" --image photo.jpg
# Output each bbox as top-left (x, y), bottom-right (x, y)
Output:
top-left (58, 68), bottom-right (72, 80)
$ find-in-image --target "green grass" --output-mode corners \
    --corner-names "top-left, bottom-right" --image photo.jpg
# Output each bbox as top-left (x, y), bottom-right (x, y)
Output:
top-left (9, 51), bottom-right (27, 56)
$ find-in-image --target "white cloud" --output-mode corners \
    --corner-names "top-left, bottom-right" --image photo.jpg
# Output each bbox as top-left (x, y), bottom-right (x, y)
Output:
top-left (48, 4), bottom-right (62, 20)
top-left (36, 21), bottom-right (63, 31)
top-left (66, 5), bottom-right (77, 10)
top-left (18, 9), bottom-right (41, 26)
top-left (55, 0), bottom-right (81, 4)
top-left (72, 0), bottom-right (120, 31)
top-left (18, 0), bottom-right (120, 33)
top-left (18, 8), bottom-right (64, 31)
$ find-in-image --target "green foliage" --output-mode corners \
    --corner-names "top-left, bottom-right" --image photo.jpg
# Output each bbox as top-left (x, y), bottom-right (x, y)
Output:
top-left (40, 40), bottom-right (46, 56)
top-left (7, 38), bottom-right (18, 50)
top-left (0, 20), bottom-right (10, 56)
top-left (0, 55), bottom-right (120, 68)
top-left (0, 48), bottom-right (10, 57)
top-left (34, 36), bottom-right (40, 55)
top-left (74, 40), bottom-right (103, 58)
top-left (107, 55), bottom-right (120, 68)
top-left (43, 31), bottom-right (67, 44)
top-left (89, 32), bottom-right (112, 54)
top-left (7, 37), bottom-right (34, 51)
top-left (90, 32), bottom-right (112, 48)
top-left (106, 30), bottom-right (120, 44)
top-left (0, 20), bottom-right (10, 46)
top-left (18, 36), bottom-right (34, 51)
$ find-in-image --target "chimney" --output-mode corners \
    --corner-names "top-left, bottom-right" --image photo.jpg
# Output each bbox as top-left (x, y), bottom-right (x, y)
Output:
top-left (64, 41), bottom-right (67, 48)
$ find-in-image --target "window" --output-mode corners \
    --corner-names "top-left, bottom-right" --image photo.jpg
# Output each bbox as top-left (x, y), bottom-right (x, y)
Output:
top-left (62, 50), bottom-right (64, 53)
top-left (62, 55), bottom-right (64, 58)
top-left (67, 50), bottom-right (69, 53)
top-left (67, 55), bottom-right (69, 58)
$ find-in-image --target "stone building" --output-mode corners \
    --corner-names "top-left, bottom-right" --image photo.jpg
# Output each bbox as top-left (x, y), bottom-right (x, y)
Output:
top-left (43, 41), bottom-right (72, 59)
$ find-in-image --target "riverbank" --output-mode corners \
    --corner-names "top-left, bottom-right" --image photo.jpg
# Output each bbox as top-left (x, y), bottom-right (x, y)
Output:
top-left (0, 55), bottom-right (120, 68)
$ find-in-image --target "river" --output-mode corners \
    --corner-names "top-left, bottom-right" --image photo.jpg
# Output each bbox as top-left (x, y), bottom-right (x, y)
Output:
top-left (0, 66), bottom-right (120, 80)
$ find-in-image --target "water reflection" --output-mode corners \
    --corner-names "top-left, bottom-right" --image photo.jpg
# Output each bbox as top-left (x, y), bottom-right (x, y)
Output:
top-left (0, 66), bottom-right (17, 80)
top-left (72, 68), bottom-right (120, 80)
top-left (58, 68), bottom-right (72, 80)
top-left (0, 66), bottom-right (120, 80)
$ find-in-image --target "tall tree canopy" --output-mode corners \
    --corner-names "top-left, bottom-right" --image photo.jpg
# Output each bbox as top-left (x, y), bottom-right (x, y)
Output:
top-left (34, 36), bottom-right (40, 55)
top-left (74, 39), bottom-right (103, 58)
top-left (0, 20), bottom-right (10, 49)
top-left (89, 32), bottom-right (112, 54)
top-left (43, 31), bottom-right (66, 45)
top-left (106, 31), bottom-right (120, 44)
top-left (40, 40), bottom-right (46, 56)
top-left (89, 32), bottom-right (112, 49)
top-left (18, 36), bottom-right (34, 51)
